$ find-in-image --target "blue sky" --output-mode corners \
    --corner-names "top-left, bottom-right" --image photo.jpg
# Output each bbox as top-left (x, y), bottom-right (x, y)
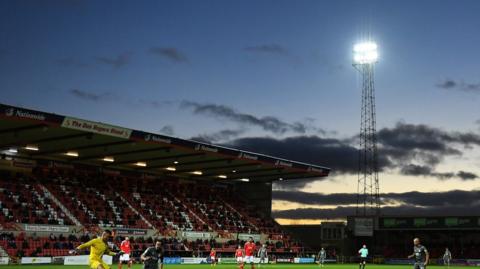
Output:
top-left (1, 0), bottom-right (480, 223)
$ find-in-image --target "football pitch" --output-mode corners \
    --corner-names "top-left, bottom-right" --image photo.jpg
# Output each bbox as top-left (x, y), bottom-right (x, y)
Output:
top-left (0, 264), bottom-right (464, 269)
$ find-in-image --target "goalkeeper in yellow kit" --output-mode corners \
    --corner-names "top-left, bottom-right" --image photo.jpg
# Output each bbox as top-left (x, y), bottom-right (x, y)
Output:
top-left (71, 230), bottom-right (122, 269)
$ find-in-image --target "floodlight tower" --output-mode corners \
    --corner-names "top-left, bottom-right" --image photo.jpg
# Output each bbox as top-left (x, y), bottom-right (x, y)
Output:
top-left (353, 41), bottom-right (380, 216)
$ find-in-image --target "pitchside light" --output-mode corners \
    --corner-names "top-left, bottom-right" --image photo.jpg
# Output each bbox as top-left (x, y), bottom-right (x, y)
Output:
top-left (25, 145), bottom-right (39, 151)
top-left (135, 161), bottom-right (147, 167)
top-left (353, 41), bottom-right (378, 64)
top-left (103, 156), bottom-right (114, 162)
top-left (66, 151), bottom-right (79, 157)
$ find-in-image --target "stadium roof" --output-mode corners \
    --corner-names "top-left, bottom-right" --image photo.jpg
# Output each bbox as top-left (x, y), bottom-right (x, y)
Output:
top-left (0, 103), bottom-right (330, 182)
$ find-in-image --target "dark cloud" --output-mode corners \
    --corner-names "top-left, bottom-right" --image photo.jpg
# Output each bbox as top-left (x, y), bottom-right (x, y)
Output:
top-left (181, 101), bottom-right (325, 135)
top-left (95, 52), bottom-right (131, 68)
top-left (273, 207), bottom-right (355, 219)
top-left (274, 191), bottom-right (357, 206)
top-left (220, 122), bottom-right (480, 189)
top-left (68, 90), bottom-right (176, 109)
top-left (159, 125), bottom-right (175, 136)
top-left (456, 171), bottom-right (478, 180)
top-left (272, 204), bottom-right (480, 219)
top-left (244, 44), bottom-right (289, 55)
top-left (192, 129), bottom-right (245, 143)
top-left (273, 190), bottom-right (480, 207)
top-left (436, 79), bottom-right (480, 92)
top-left (227, 136), bottom-right (367, 175)
top-left (149, 47), bottom-right (188, 63)
top-left (436, 79), bottom-right (457, 89)
top-left (273, 190), bottom-right (480, 219)
top-left (400, 164), bottom-right (433, 176)
top-left (377, 122), bottom-right (480, 171)
top-left (69, 89), bottom-right (115, 102)
top-left (400, 164), bottom-right (477, 181)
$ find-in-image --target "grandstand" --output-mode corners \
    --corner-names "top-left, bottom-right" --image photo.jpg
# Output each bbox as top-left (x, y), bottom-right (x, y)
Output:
top-left (0, 103), bottom-right (330, 265)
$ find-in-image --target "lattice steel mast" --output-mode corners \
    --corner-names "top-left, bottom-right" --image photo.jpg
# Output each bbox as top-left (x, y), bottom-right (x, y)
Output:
top-left (353, 42), bottom-right (380, 216)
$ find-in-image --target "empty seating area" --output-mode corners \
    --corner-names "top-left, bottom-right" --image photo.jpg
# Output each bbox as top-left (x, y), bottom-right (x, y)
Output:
top-left (176, 184), bottom-right (257, 233)
top-left (0, 168), bottom-right (296, 251)
top-left (0, 175), bottom-right (73, 226)
top-left (125, 191), bottom-right (199, 234)
top-left (41, 174), bottom-right (149, 229)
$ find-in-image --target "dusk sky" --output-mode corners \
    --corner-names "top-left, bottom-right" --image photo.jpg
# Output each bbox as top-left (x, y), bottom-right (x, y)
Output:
top-left (1, 0), bottom-right (480, 224)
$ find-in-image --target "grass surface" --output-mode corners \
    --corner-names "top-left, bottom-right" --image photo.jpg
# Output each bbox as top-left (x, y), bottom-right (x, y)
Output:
top-left (0, 264), bottom-right (464, 269)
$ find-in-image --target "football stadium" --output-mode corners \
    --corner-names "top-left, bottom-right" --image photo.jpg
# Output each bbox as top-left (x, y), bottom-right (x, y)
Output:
top-left (0, 105), bottom-right (479, 269)
top-left (1, 1), bottom-right (480, 269)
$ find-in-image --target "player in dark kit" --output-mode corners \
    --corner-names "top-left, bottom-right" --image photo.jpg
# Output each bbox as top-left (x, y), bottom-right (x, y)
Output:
top-left (408, 238), bottom-right (429, 269)
top-left (141, 241), bottom-right (164, 269)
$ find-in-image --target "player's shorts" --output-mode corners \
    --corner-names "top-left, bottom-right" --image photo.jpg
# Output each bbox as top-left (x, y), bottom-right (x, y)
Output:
top-left (210, 257), bottom-right (216, 263)
top-left (360, 257), bottom-right (367, 263)
top-left (120, 253), bottom-right (130, 262)
top-left (236, 257), bottom-right (244, 263)
top-left (245, 256), bottom-right (254, 263)
top-left (319, 258), bottom-right (325, 263)
top-left (90, 259), bottom-right (110, 269)
top-left (414, 262), bottom-right (427, 269)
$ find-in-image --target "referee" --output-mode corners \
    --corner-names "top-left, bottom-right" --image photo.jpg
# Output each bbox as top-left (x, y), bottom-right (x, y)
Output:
top-left (358, 245), bottom-right (368, 269)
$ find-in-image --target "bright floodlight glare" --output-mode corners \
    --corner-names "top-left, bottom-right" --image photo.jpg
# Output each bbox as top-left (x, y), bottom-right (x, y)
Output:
top-left (353, 41), bottom-right (378, 64)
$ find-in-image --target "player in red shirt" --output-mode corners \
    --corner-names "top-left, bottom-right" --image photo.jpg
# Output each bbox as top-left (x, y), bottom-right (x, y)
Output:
top-left (235, 245), bottom-right (245, 269)
top-left (118, 236), bottom-right (132, 269)
top-left (244, 237), bottom-right (256, 269)
top-left (210, 247), bottom-right (217, 267)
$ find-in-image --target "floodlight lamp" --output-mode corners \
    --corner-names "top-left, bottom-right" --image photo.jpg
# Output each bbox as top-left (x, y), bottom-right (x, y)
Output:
top-left (353, 41), bottom-right (378, 64)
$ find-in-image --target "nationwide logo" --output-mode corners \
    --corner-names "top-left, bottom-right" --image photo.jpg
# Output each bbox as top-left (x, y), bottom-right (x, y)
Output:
top-left (238, 152), bottom-right (258, 160)
top-left (275, 160), bottom-right (292, 167)
top-left (4, 108), bottom-right (46, 121)
top-left (195, 144), bottom-right (218, 152)
top-left (5, 108), bottom-right (14, 117)
top-left (144, 134), bottom-right (171, 144)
